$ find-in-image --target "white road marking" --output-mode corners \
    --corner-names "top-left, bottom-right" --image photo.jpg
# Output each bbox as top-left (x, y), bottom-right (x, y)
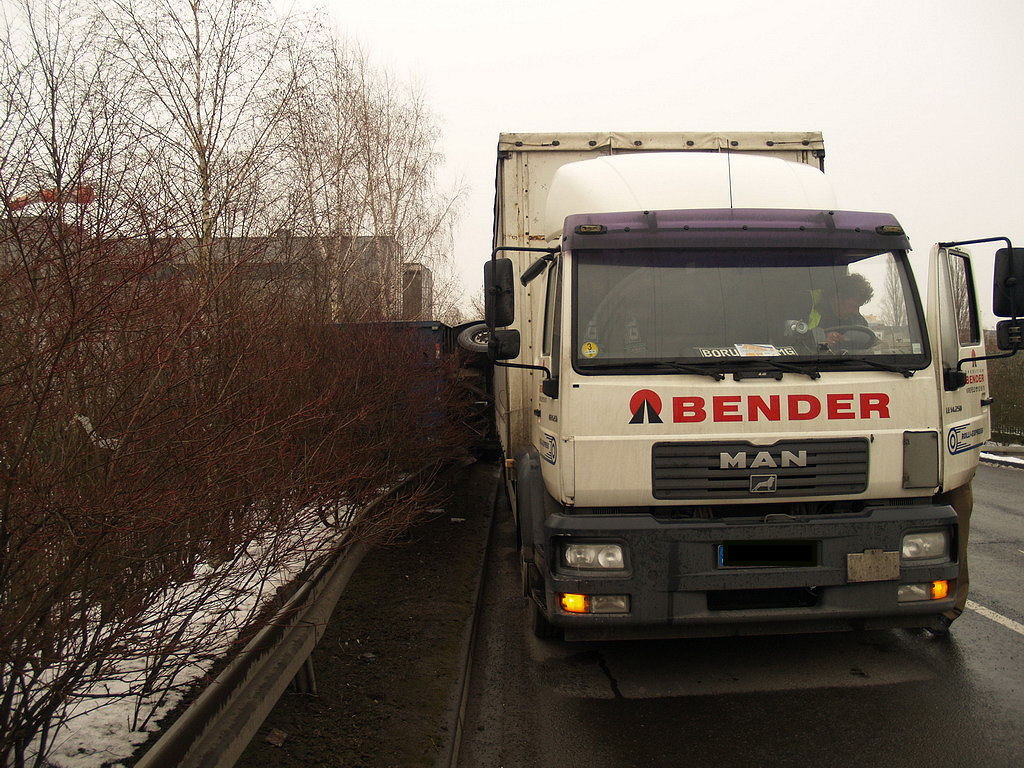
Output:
top-left (967, 600), bottom-right (1024, 637)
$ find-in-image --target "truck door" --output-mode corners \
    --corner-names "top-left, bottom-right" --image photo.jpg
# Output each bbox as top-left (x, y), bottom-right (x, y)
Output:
top-left (932, 245), bottom-right (990, 491)
top-left (536, 259), bottom-right (564, 496)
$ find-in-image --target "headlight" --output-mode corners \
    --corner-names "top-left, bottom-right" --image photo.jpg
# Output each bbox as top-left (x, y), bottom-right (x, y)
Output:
top-left (901, 530), bottom-right (950, 561)
top-left (563, 543), bottom-right (625, 570)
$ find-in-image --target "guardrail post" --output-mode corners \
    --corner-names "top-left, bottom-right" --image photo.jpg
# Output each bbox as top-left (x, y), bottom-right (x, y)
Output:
top-left (290, 654), bottom-right (318, 695)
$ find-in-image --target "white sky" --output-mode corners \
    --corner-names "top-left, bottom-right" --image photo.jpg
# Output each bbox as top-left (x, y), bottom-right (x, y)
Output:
top-left (321, 0), bottom-right (1023, 325)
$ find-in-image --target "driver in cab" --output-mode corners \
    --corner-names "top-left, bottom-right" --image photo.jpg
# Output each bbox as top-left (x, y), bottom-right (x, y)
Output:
top-left (808, 273), bottom-right (876, 351)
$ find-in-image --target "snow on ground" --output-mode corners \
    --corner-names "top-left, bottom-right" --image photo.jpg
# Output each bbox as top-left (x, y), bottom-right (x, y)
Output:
top-left (32, 507), bottom-right (349, 768)
top-left (981, 451), bottom-right (1024, 467)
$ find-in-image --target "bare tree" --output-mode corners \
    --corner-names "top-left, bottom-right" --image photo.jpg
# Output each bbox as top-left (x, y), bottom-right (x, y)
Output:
top-left (882, 258), bottom-right (908, 330)
top-left (1, 3), bottom-right (470, 766)
top-left (280, 36), bottom-right (463, 320)
top-left (947, 252), bottom-right (976, 345)
top-left (100, 0), bottom-right (303, 265)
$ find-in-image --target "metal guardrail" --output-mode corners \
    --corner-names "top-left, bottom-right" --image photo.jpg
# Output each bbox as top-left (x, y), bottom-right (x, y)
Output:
top-left (135, 474), bottom-right (429, 768)
top-left (982, 441), bottom-right (1024, 456)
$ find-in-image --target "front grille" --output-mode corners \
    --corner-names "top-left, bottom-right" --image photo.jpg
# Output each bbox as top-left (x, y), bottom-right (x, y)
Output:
top-left (652, 439), bottom-right (869, 500)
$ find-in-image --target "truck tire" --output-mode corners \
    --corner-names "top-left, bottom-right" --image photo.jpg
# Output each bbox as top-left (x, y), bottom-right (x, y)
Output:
top-left (457, 322), bottom-right (489, 353)
top-left (515, 454), bottom-right (545, 595)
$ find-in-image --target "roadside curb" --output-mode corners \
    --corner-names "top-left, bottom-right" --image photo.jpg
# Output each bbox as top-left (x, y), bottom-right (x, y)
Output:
top-left (436, 463), bottom-right (501, 768)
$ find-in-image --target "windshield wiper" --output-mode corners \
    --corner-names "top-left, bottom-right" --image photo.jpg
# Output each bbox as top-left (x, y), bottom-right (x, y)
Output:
top-left (584, 360), bottom-right (726, 381)
top-left (727, 358), bottom-right (821, 381)
top-left (819, 356), bottom-right (916, 378)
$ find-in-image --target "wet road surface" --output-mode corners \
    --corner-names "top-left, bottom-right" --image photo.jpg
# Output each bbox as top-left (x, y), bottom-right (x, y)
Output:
top-left (459, 463), bottom-right (1024, 768)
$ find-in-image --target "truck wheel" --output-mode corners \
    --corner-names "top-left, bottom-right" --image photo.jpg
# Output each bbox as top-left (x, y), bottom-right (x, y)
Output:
top-left (457, 323), bottom-right (490, 353)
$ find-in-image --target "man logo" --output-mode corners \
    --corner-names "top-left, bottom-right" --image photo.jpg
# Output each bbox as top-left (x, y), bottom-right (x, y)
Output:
top-left (629, 389), bottom-right (663, 424)
top-left (750, 475), bottom-right (778, 493)
top-left (719, 450), bottom-right (807, 469)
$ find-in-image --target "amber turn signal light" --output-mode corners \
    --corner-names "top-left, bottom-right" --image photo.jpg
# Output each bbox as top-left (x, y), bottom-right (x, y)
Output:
top-left (560, 593), bottom-right (589, 613)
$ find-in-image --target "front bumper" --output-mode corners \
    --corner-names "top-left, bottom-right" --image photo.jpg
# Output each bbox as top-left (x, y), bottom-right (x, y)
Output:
top-left (537, 504), bottom-right (959, 640)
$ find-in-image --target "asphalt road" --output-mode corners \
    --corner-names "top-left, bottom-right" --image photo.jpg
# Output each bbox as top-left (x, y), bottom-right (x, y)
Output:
top-left (458, 462), bottom-right (1024, 768)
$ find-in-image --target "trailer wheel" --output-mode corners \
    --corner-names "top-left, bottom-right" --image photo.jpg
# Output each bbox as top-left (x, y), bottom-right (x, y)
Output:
top-left (457, 322), bottom-right (490, 353)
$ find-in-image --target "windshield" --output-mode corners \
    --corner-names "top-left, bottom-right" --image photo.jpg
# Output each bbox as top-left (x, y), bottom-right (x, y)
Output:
top-left (573, 248), bottom-right (928, 372)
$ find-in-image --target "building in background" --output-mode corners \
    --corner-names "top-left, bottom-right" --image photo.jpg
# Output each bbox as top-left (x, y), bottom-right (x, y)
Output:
top-left (401, 262), bottom-right (434, 321)
top-left (1, 211), bottom-right (433, 321)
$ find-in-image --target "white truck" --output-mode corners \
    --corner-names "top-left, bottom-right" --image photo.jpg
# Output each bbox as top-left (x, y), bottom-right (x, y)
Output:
top-left (475, 131), bottom-right (1023, 640)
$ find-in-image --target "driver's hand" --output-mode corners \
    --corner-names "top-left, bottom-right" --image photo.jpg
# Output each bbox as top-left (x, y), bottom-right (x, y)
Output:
top-left (826, 331), bottom-right (843, 344)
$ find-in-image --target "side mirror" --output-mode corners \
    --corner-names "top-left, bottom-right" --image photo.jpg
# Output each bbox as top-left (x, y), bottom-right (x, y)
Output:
top-left (484, 258), bottom-right (515, 327)
top-left (488, 329), bottom-right (520, 361)
top-left (996, 319), bottom-right (1024, 350)
top-left (993, 247), bottom-right (1024, 317)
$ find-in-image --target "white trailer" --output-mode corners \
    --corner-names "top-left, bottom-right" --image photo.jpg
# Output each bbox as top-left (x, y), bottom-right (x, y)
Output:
top-left (477, 131), bottom-right (1023, 640)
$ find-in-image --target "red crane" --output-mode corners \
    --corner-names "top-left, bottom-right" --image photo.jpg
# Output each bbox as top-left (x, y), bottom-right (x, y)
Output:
top-left (8, 185), bottom-right (94, 210)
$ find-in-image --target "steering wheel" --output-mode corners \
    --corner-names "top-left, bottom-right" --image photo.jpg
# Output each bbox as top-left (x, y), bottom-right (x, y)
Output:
top-left (822, 324), bottom-right (878, 349)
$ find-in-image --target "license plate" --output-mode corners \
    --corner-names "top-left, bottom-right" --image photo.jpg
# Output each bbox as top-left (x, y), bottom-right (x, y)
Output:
top-left (846, 549), bottom-right (900, 582)
top-left (718, 540), bottom-right (818, 568)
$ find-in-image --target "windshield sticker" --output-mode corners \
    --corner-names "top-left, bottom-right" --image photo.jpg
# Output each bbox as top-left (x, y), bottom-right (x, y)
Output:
top-left (624, 319), bottom-right (646, 353)
top-left (735, 343), bottom-right (781, 357)
top-left (581, 341), bottom-right (599, 358)
top-left (697, 346), bottom-right (741, 358)
top-left (696, 345), bottom-right (798, 358)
